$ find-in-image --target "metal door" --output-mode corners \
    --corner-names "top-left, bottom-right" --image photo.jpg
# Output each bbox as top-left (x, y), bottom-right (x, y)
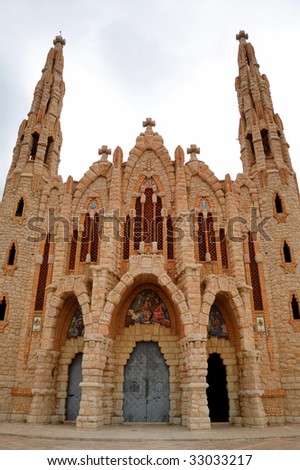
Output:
top-left (124, 342), bottom-right (169, 422)
top-left (66, 353), bottom-right (83, 421)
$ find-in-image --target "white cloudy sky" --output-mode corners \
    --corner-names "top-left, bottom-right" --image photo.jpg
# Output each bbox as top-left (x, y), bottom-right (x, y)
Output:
top-left (1, 0), bottom-right (300, 198)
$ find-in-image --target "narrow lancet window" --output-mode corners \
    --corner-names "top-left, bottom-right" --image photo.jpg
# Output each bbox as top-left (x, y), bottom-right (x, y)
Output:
top-left (8, 243), bottom-right (16, 266)
top-left (283, 241), bottom-right (292, 263)
top-left (275, 194), bottom-right (283, 214)
top-left (261, 129), bottom-right (271, 157)
top-left (248, 232), bottom-right (263, 311)
top-left (167, 216), bottom-right (174, 260)
top-left (30, 132), bottom-right (39, 160)
top-left (0, 297), bottom-right (7, 321)
top-left (292, 294), bottom-right (300, 320)
top-left (15, 198), bottom-right (24, 217)
top-left (123, 215), bottom-right (130, 260)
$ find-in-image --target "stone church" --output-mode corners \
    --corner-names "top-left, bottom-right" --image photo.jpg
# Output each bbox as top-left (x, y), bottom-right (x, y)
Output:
top-left (0, 31), bottom-right (299, 431)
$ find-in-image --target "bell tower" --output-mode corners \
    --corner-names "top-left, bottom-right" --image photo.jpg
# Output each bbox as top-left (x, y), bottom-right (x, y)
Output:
top-left (6, 35), bottom-right (65, 192)
top-left (235, 30), bottom-right (292, 183)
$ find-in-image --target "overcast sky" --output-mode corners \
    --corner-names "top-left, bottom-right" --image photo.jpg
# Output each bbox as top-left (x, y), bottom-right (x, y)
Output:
top-left (1, 0), bottom-right (300, 198)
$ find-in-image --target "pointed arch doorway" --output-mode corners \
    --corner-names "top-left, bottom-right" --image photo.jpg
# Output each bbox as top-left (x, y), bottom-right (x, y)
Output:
top-left (123, 341), bottom-right (170, 422)
top-left (206, 353), bottom-right (229, 422)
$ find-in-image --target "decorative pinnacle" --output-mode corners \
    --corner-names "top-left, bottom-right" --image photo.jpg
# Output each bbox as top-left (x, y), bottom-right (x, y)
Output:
top-left (53, 35), bottom-right (66, 47)
top-left (187, 144), bottom-right (200, 161)
top-left (236, 30), bottom-right (248, 42)
top-left (98, 145), bottom-right (111, 162)
top-left (143, 117), bottom-right (156, 132)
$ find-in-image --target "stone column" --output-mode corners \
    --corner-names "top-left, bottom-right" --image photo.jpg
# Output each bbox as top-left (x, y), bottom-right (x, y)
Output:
top-left (27, 350), bottom-right (60, 423)
top-left (181, 335), bottom-right (210, 430)
top-left (76, 334), bottom-right (110, 430)
top-left (237, 350), bottom-right (267, 427)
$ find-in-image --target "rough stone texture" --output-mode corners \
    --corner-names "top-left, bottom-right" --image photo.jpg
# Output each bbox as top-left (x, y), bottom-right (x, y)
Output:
top-left (0, 32), bottom-right (299, 431)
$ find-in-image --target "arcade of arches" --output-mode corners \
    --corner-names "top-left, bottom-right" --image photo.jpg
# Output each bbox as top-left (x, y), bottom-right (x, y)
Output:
top-left (27, 260), bottom-right (266, 431)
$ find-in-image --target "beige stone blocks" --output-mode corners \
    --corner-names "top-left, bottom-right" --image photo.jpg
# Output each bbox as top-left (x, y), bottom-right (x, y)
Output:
top-left (2, 38), bottom-right (300, 430)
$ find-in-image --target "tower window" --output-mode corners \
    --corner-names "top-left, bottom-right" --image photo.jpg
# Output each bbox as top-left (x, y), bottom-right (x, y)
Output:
top-left (44, 137), bottom-right (54, 164)
top-left (30, 132), bottom-right (39, 160)
top-left (0, 297), bottom-right (6, 321)
top-left (246, 133), bottom-right (255, 162)
top-left (275, 193), bottom-right (283, 214)
top-left (283, 241), bottom-right (292, 263)
top-left (15, 197), bottom-right (24, 217)
top-left (261, 129), bottom-right (271, 157)
top-left (8, 243), bottom-right (16, 266)
top-left (291, 294), bottom-right (300, 320)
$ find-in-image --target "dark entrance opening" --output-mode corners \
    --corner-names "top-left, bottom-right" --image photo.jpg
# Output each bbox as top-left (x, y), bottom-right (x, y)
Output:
top-left (66, 353), bottom-right (83, 421)
top-left (206, 353), bottom-right (229, 422)
top-left (124, 341), bottom-right (169, 422)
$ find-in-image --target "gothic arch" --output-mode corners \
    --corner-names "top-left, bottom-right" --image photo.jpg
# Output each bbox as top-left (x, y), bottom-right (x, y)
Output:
top-left (201, 274), bottom-right (254, 351)
top-left (123, 132), bottom-right (175, 206)
top-left (38, 180), bottom-right (64, 218)
top-left (99, 257), bottom-right (192, 338)
top-left (117, 332), bottom-right (178, 368)
top-left (233, 173), bottom-right (258, 206)
top-left (185, 160), bottom-right (226, 211)
top-left (40, 275), bottom-right (91, 352)
top-left (72, 160), bottom-right (112, 214)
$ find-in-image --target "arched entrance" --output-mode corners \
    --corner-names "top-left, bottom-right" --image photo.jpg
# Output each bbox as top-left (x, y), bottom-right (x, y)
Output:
top-left (124, 341), bottom-right (169, 422)
top-left (66, 353), bottom-right (83, 421)
top-left (206, 353), bottom-right (229, 422)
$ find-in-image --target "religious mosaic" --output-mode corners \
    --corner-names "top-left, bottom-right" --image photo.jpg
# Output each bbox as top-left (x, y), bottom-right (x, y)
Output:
top-left (125, 289), bottom-right (170, 327)
top-left (208, 304), bottom-right (229, 339)
top-left (68, 307), bottom-right (85, 338)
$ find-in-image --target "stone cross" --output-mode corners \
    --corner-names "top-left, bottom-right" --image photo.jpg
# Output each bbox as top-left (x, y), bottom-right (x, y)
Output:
top-left (236, 30), bottom-right (248, 41)
top-left (143, 117), bottom-right (156, 132)
top-left (98, 145), bottom-right (111, 162)
top-left (187, 144), bottom-right (200, 161)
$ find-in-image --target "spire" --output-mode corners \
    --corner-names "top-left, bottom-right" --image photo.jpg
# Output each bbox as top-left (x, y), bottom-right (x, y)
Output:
top-left (9, 35), bottom-right (66, 188)
top-left (235, 31), bottom-right (292, 178)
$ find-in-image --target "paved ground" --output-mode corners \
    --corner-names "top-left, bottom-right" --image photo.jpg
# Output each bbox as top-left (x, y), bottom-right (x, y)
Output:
top-left (0, 422), bottom-right (300, 450)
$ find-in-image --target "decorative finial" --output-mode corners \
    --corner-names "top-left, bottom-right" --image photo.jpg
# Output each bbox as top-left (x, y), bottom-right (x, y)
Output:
top-left (143, 117), bottom-right (156, 133)
top-left (53, 34), bottom-right (66, 47)
top-left (236, 30), bottom-right (248, 42)
top-left (187, 144), bottom-right (200, 162)
top-left (98, 145), bottom-right (111, 162)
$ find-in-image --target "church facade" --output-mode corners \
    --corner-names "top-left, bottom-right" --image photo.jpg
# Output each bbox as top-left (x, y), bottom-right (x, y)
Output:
top-left (0, 31), bottom-right (299, 430)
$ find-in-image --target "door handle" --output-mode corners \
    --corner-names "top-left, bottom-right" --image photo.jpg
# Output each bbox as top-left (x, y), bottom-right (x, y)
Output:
top-left (145, 377), bottom-right (149, 399)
